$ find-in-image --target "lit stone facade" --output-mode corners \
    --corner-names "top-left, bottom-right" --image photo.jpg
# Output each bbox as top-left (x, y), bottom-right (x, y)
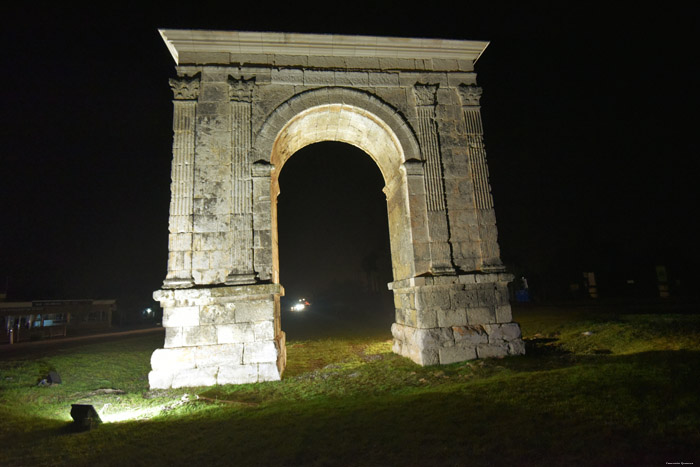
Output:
top-left (149, 30), bottom-right (524, 389)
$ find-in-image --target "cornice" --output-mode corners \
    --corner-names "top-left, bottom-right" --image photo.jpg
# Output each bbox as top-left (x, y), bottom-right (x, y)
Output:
top-left (159, 29), bottom-right (489, 65)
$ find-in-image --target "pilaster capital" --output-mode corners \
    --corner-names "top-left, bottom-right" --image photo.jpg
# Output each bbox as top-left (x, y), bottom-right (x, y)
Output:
top-left (228, 76), bottom-right (255, 102)
top-left (413, 83), bottom-right (438, 107)
top-left (458, 84), bottom-right (482, 106)
top-left (169, 73), bottom-right (201, 100)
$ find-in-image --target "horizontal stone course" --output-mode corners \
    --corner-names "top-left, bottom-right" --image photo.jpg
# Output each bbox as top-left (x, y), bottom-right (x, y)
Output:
top-left (392, 321), bottom-right (525, 365)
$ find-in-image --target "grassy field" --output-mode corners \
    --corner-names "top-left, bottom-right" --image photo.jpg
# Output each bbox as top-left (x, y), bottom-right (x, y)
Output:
top-left (1, 302), bottom-right (699, 466)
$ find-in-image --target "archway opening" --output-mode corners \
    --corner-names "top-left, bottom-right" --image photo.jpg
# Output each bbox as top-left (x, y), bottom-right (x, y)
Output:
top-left (277, 142), bottom-right (394, 340)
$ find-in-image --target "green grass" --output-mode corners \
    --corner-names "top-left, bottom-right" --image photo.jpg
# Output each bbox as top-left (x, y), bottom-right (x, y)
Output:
top-left (1, 304), bottom-right (699, 466)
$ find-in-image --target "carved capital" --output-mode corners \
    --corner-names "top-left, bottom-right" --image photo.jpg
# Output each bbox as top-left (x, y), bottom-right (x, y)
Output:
top-left (228, 76), bottom-right (255, 102)
top-left (413, 83), bottom-right (438, 107)
top-left (458, 84), bottom-right (482, 106)
top-left (169, 74), bottom-right (201, 100)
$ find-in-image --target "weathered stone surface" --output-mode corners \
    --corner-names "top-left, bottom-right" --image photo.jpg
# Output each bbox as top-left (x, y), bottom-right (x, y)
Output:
top-left (151, 30), bottom-right (524, 388)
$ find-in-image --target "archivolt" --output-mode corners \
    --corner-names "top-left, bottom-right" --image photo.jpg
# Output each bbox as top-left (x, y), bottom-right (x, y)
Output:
top-left (253, 87), bottom-right (421, 183)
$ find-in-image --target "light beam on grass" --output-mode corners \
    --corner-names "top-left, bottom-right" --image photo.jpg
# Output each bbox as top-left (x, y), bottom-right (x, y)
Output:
top-left (94, 394), bottom-right (197, 423)
top-left (98, 404), bottom-right (166, 423)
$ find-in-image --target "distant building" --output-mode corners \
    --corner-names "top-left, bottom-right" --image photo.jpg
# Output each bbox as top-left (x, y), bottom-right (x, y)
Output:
top-left (1, 299), bottom-right (115, 344)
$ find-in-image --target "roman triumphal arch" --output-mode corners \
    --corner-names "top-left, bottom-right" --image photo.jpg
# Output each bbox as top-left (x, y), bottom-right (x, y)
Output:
top-left (149, 30), bottom-right (525, 389)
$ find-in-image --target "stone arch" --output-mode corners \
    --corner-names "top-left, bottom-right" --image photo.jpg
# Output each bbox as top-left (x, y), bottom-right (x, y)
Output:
top-left (256, 87), bottom-right (425, 286)
top-left (149, 30), bottom-right (526, 390)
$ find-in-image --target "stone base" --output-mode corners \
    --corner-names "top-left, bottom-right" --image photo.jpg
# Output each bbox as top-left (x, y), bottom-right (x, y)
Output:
top-left (148, 284), bottom-right (285, 389)
top-left (389, 272), bottom-right (525, 365)
top-left (391, 322), bottom-right (525, 365)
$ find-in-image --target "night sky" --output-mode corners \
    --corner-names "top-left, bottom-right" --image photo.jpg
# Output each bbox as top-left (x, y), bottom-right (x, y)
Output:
top-left (2, 4), bottom-right (697, 316)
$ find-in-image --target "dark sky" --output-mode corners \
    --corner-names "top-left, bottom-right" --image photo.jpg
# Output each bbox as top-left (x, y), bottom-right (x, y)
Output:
top-left (1, 4), bottom-right (697, 310)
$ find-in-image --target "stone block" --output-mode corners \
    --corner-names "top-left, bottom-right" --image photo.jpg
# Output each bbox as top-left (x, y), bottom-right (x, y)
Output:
top-left (501, 323), bottom-right (522, 341)
top-left (344, 56), bottom-right (380, 70)
top-left (253, 321), bottom-right (275, 341)
top-left (475, 273), bottom-right (498, 284)
top-left (199, 82), bottom-right (229, 102)
top-left (163, 306), bottom-right (200, 327)
top-left (196, 102), bottom-right (230, 117)
top-left (148, 370), bottom-right (173, 390)
top-left (216, 323), bottom-right (255, 344)
top-left (439, 344), bottom-right (477, 364)
top-left (218, 364), bottom-right (258, 385)
top-left (392, 338), bottom-right (403, 356)
top-left (243, 340), bottom-right (278, 364)
top-left (235, 299), bottom-right (274, 322)
top-left (368, 72), bottom-right (400, 87)
top-left (258, 362), bottom-right (282, 382)
top-left (450, 288), bottom-right (479, 310)
top-left (182, 325), bottom-right (217, 346)
top-left (452, 325), bottom-right (488, 345)
top-left (151, 347), bottom-right (196, 371)
top-left (163, 327), bottom-right (184, 348)
top-left (477, 286), bottom-right (496, 306)
top-left (508, 339), bottom-right (526, 356)
top-left (191, 250), bottom-right (210, 270)
top-left (194, 343), bottom-right (243, 367)
top-left (334, 71), bottom-right (369, 86)
top-left (390, 322), bottom-right (405, 342)
top-left (482, 324), bottom-right (505, 342)
top-left (171, 367), bottom-right (218, 388)
top-left (476, 343), bottom-right (509, 359)
top-left (416, 288), bottom-right (451, 312)
top-left (436, 308), bottom-right (468, 328)
top-left (307, 56), bottom-right (346, 68)
top-left (303, 69), bottom-right (335, 85)
top-left (467, 306), bottom-right (496, 325)
top-left (458, 274), bottom-right (477, 285)
top-left (415, 347), bottom-right (439, 366)
top-left (199, 303), bottom-right (236, 325)
top-left (413, 327), bottom-right (453, 349)
top-left (272, 55), bottom-right (308, 67)
top-left (414, 308), bottom-right (437, 328)
top-left (495, 305), bottom-right (513, 323)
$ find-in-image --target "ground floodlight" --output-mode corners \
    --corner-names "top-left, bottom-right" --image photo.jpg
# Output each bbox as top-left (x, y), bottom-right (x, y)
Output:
top-left (70, 404), bottom-right (102, 431)
top-left (48, 371), bottom-right (62, 384)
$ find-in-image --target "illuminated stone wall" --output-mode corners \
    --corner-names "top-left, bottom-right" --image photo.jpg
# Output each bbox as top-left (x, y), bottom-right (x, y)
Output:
top-left (150, 30), bottom-right (524, 389)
